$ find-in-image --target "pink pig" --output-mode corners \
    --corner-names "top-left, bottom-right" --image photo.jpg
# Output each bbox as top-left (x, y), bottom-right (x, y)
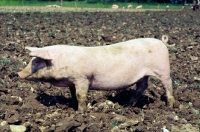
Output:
top-left (18, 35), bottom-right (175, 112)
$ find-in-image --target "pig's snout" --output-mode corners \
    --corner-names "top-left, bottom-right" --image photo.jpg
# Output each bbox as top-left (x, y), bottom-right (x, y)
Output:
top-left (18, 71), bottom-right (26, 79)
top-left (18, 70), bottom-right (31, 79)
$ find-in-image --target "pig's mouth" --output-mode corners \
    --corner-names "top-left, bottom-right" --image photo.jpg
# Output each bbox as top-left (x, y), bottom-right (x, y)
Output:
top-left (18, 71), bottom-right (31, 79)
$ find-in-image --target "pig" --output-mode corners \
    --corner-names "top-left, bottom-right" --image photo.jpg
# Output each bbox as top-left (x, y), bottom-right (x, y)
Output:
top-left (112, 4), bottom-right (119, 9)
top-left (136, 5), bottom-right (142, 9)
top-left (127, 5), bottom-right (132, 9)
top-left (166, 5), bottom-right (169, 11)
top-left (18, 35), bottom-right (175, 113)
top-left (181, 6), bottom-right (185, 10)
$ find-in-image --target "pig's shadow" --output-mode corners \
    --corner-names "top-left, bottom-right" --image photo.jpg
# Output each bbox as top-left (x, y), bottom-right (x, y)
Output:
top-left (107, 89), bottom-right (154, 108)
top-left (36, 93), bottom-right (78, 110)
top-left (36, 89), bottom-right (155, 110)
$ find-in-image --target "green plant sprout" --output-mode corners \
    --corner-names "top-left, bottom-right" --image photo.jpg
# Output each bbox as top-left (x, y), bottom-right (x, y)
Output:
top-left (112, 120), bottom-right (119, 128)
top-left (0, 80), bottom-right (6, 86)
top-left (0, 59), bottom-right (11, 65)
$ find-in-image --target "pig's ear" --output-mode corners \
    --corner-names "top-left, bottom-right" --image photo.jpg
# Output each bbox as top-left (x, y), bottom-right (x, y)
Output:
top-left (25, 47), bottom-right (52, 60)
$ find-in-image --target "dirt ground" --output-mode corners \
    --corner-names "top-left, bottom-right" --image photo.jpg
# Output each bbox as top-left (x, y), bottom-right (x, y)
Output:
top-left (0, 10), bottom-right (199, 132)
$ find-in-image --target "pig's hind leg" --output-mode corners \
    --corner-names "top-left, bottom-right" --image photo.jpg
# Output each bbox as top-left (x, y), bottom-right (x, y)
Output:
top-left (160, 75), bottom-right (175, 108)
top-left (129, 76), bottom-right (149, 106)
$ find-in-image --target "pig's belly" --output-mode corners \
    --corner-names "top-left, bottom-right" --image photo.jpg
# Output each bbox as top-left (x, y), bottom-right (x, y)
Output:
top-left (90, 82), bottom-right (132, 90)
top-left (50, 79), bottom-right (133, 90)
top-left (88, 68), bottom-right (147, 90)
top-left (49, 71), bottom-right (144, 90)
top-left (49, 78), bottom-right (135, 90)
top-left (89, 76), bottom-right (138, 90)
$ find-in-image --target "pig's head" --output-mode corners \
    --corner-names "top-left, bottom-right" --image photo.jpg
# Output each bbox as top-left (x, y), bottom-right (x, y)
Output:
top-left (18, 57), bottom-right (52, 79)
top-left (18, 47), bottom-right (53, 79)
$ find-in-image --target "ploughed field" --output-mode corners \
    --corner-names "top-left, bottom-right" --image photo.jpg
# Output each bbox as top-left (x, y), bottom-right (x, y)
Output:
top-left (0, 10), bottom-right (199, 131)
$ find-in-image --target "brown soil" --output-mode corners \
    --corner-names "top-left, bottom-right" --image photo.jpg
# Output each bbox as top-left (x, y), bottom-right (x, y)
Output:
top-left (0, 10), bottom-right (199, 132)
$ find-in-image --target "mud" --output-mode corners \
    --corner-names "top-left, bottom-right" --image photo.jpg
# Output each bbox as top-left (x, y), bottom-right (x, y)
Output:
top-left (0, 10), bottom-right (199, 132)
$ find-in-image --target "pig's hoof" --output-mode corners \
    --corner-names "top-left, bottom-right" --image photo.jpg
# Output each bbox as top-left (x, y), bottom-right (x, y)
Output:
top-left (167, 96), bottom-right (175, 108)
top-left (76, 109), bottom-right (86, 115)
top-left (77, 106), bottom-right (87, 114)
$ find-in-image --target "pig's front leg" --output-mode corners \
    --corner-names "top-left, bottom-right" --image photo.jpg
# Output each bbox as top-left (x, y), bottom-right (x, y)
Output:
top-left (74, 78), bottom-right (89, 113)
